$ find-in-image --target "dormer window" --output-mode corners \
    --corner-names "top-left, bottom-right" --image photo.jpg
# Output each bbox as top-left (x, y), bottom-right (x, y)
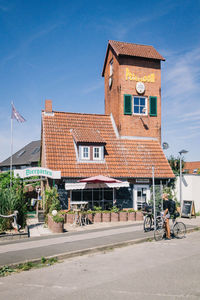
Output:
top-left (71, 128), bottom-right (106, 163)
top-left (79, 145), bottom-right (104, 161)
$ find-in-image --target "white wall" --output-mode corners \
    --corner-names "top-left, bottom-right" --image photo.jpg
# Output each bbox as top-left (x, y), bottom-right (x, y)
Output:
top-left (175, 175), bottom-right (200, 212)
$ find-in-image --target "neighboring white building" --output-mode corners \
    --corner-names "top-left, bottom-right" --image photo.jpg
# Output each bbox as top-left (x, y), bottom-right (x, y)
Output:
top-left (176, 175), bottom-right (200, 213)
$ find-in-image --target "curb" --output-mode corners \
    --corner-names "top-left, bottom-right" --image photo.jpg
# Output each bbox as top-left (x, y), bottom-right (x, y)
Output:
top-left (3, 225), bottom-right (200, 269)
top-left (4, 236), bottom-right (153, 269)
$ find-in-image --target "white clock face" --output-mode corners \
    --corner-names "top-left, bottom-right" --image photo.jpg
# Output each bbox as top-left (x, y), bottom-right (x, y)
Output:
top-left (136, 82), bottom-right (145, 94)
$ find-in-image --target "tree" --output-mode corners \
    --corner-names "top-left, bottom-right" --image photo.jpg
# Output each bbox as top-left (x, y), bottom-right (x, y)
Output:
top-left (168, 155), bottom-right (185, 176)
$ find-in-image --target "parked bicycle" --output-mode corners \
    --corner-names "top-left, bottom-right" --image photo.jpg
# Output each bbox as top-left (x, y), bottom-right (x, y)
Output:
top-left (154, 213), bottom-right (186, 241)
top-left (143, 203), bottom-right (162, 232)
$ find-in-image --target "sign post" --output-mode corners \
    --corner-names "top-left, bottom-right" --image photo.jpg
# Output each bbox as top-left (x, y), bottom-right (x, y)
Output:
top-left (152, 166), bottom-right (156, 231)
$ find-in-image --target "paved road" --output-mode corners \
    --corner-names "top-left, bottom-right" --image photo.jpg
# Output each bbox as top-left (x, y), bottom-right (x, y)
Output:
top-left (0, 223), bottom-right (150, 266)
top-left (0, 230), bottom-right (200, 299)
top-left (0, 221), bottom-right (197, 267)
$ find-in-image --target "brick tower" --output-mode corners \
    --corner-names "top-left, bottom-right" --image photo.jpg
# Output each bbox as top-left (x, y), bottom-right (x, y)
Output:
top-left (102, 40), bottom-right (165, 144)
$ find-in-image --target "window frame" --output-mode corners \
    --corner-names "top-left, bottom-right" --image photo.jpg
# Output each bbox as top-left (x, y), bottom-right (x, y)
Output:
top-left (80, 146), bottom-right (90, 160)
top-left (133, 96), bottom-right (147, 116)
top-left (93, 146), bottom-right (102, 161)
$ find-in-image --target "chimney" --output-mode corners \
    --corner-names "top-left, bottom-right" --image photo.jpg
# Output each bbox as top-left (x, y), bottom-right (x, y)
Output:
top-left (45, 99), bottom-right (52, 113)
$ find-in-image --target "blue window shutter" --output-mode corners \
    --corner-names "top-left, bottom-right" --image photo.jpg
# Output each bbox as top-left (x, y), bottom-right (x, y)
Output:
top-left (124, 95), bottom-right (132, 115)
top-left (149, 96), bottom-right (157, 116)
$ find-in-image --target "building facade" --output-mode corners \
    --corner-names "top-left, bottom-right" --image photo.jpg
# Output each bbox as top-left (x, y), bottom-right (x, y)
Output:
top-left (41, 40), bottom-right (174, 210)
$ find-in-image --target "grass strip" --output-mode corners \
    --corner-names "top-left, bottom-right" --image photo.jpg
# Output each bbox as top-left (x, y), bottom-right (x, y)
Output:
top-left (0, 257), bottom-right (58, 277)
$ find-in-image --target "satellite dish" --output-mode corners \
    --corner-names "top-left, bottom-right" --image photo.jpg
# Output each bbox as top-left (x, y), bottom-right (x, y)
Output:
top-left (162, 142), bottom-right (169, 150)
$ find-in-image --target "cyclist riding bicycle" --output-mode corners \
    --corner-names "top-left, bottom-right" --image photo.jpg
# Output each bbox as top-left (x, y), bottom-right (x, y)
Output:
top-left (162, 193), bottom-right (172, 240)
top-left (162, 193), bottom-right (177, 240)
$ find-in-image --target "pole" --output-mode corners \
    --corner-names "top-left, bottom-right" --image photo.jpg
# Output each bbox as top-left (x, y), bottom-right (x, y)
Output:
top-left (10, 114), bottom-right (13, 188)
top-left (160, 180), bottom-right (163, 211)
top-left (152, 166), bottom-right (156, 231)
top-left (180, 154), bottom-right (182, 212)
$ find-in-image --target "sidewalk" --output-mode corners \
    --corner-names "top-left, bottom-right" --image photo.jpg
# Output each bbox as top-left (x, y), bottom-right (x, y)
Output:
top-left (0, 217), bottom-right (199, 268)
top-left (27, 216), bottom-right (200, 237)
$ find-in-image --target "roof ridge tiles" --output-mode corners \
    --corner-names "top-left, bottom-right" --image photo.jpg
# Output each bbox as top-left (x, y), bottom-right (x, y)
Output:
top-left (43, 110), bottom-right (110, 117)
top-left (109, 39), bottom-right (155, 48)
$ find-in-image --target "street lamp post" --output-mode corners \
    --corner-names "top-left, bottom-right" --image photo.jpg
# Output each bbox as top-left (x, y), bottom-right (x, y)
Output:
top-left (179, 149), bottom-right (188, 213)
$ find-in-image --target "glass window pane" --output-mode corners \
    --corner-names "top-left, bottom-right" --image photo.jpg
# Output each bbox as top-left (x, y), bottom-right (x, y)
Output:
top-left (140, 98), bottom-right (145, 106)
top-left (134, 106), bottom-right (139, 114)
top-left (139, 106), bottom-right (145, 114)
top-left (134, 97), bottom-right (139, 105)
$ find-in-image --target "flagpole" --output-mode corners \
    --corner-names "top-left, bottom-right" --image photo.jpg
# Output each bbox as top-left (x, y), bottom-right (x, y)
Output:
top-left (10, 102), bottom-right (13, 188)
top-left (10, 102), bottom-right (26, 188)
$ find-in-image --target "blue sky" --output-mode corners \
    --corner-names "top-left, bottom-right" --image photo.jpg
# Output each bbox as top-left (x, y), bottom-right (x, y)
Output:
top-left (0, 0), bottom-right (200, 162)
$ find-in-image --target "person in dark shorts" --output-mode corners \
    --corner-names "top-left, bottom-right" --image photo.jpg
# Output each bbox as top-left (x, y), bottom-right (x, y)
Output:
top-left (162, 193), bottom-right (171, 240)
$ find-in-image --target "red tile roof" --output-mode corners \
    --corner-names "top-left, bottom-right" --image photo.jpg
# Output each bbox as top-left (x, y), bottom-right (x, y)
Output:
top-left (102, 40), bottom-right (165, 76)
top-left (110, 40), bottom-right (165, 60)
top-left (42, 111), bottom-right (174, 179)
top-left (184, 162), bottom-right (200, 174)
top-left (72, 128), bottom-right (105, 144)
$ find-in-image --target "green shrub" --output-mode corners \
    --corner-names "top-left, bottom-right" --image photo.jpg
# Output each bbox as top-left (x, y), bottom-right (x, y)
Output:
top-left (93, 206), bottom-right (102, 212)
top-left (127, 209), bottom-right (135, 212)
top-left (0, 172), bottom-right (27, 231)
top-left (110, 206), bottom-right (119, 213)
top-left (52, 214), bottom-right (64, 223)
top-left (45, 187), bottom-right (60, 215)
top-left (67, 210), bottom-right (75, 214)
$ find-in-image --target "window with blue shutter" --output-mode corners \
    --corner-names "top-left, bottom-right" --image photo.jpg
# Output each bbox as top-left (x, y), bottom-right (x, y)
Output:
top-left (149, 96), bottom-right (157, 116)
top-left (124, 94), bottom-right (132, 115)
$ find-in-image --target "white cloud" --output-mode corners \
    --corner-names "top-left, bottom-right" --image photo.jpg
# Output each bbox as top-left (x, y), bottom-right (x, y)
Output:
top-left (82, 81), bottom-right (103, 94)
top-left (0, 23), bottom-right (62, 66)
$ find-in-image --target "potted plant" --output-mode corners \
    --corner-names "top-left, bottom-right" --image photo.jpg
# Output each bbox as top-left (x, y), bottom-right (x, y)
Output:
top-left (110, 206), bottom-right (119, 222)
top-left (93, 206), bottom-right (102, 223)
top-left (86, 210), bottom-right (93, 224)
top-left (119, 210), bottom-right (128, 221)
top-left (102, 210), bottom-right (111, 222)
top-left (127, 209), bottom-right (136, 221)
top-left (48, 212), bottom-right (64, 233)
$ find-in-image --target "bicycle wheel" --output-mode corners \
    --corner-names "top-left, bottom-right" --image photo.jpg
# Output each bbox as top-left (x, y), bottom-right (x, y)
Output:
top-left (154, 228), bottom-right (165, 241)
top-left (144, 215), bottom-right (152, 232)
top-left (155, 216), bottom-right (163, 230)
top-left (173, 222), bottom-right (186, 239)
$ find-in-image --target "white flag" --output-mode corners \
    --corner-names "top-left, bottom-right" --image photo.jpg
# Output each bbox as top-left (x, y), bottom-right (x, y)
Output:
top-left (11, 103), bottom-right (26, 123)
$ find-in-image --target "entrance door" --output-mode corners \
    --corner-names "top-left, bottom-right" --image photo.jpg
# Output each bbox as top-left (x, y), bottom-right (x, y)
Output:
top-left (133, 185), bottom-right (150, 210)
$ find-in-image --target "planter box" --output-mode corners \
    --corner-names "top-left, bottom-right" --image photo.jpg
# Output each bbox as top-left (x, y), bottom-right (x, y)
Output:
top-left (66, 213), bottom-right (75, 224)
top-left (128, 211), bottom-right (136, 221)
top-left (111, 212), bottom-right (119, 222)
top-left (48, 215), bottom-right (64, 233)
top-left (102, 212), bottom-right (111, 222)
top-left (135, 211), bottom-right (144, 221)
top-left (87, 213), bottom-right (93, 224)
top-left (93, 212), bottom-right (102, 223)
top-left (119, 211), bottom-right (128, 221)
